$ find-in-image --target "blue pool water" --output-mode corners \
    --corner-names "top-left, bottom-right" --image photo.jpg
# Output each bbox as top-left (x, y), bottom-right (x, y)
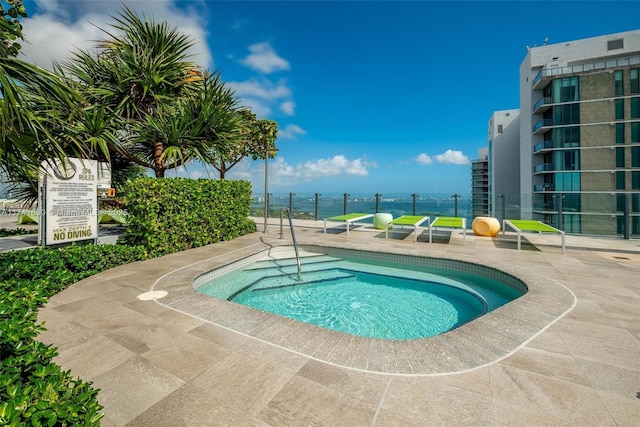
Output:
top-left (195, 249), bottom-right (524, 340)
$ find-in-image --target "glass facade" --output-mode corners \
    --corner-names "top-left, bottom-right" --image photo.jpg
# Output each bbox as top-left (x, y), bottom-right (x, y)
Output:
top-left (615, 70), bottom-right (624, 95)
top-left (632, 68), bottom-right (639, 94)
top-left (529, 58), bottom-right (640, 238)
top-left (616, 123), bottom-right (625, 143)
top-left (615, 99), bottom-right (625, 120)
top-left (631, 97), bottom-right (639, 118)
top-left (616, 147), bottom-right (625, 167)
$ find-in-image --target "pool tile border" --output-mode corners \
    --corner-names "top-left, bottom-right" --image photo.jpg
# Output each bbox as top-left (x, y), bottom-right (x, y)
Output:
top-left (153, 238), bottom-right (576, 375)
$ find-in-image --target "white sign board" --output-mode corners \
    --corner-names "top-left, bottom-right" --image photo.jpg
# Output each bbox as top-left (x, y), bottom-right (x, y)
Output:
top-left (41, 157), bottom-right (98, 245)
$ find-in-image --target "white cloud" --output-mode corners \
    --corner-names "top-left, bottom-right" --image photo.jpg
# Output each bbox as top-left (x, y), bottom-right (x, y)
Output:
top-left (433, 149), bottom-right (470, 165)
top-left (21, 1), bottom-right (213, 70)
top-left (228, 79), bottom-right (293, 119)
top-left (415, 153), bottom-right (433, 165)
top-left (278, 124), bottom-right (306, 139)
top-left (280, 100), bottom-right (296, 116)
top-left (240, 42), bottom-right (290, 74)
top-left (228, 79), bottom-right (291, 100)
top-left (299, 155), bottom-right (373, 179)
top-left (416, 150), bottom-right (469, 165)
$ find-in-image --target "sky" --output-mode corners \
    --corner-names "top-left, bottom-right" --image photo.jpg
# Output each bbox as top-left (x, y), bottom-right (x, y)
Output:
top-left (15, 0), bottom-right (640, 196)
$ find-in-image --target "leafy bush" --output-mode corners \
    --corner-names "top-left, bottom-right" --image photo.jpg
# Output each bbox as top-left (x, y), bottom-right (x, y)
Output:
top-left (0, 227), bottom-right (38, 237)
top-left (0, 244), bottom-right (149, 426)
top-left (121, 178), bottom-right (256, 255)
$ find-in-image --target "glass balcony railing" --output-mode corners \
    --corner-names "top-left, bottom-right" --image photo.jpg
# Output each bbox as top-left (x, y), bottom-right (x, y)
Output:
top-left (533, 163), bottom-right (553, 173)
top-left (533, 183), bottom-right (552, 192)
top-left (249, 191), bottom-right (640, 238)
top-left (533, 96), bottom-right (553, 113)
top-left (533, 141), bottom-right (559, 153)
top-left (532, 55), bottom-right (640, 90)
top-left (533, 119), bottom-right (554, 134)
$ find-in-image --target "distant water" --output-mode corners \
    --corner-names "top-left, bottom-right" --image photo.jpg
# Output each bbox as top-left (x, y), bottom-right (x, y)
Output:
top-left (251, 192), bottom-right (473, 224)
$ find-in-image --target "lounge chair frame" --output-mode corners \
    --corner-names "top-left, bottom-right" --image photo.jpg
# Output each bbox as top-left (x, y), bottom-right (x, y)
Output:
top-left (502, 219), bottom-right (565, 254)
top-left (323, 213), bottom-right (374, 237)
top-left (428, 217), bottom-right (467, 243)
top-left (384, 215), bottom-right (430, 242)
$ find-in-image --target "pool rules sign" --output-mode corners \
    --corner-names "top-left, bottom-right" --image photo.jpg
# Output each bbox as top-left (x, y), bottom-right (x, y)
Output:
top-left (39, 157), bottom-right (98, 246)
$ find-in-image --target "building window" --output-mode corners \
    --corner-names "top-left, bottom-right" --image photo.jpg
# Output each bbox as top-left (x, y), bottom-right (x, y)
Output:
top-left (632, 122), bottom-right (640, 142)
top-left (614, 70), bottom-right (623, 96)
top-left (615, 99), bottom-right (625, 120)
top-left (616, 147), bottom-right (625, 167)
top-left (632, 146), bottom-right (640, 168)
top-left (554, 104), bottom-right (580, 125)
top-left (616, 171), bottom-right (625, 189)
top-left (631, 97), bottom-right (640, 119)
top-left (497, 124), bottom-right (503, 133)
top-left (632, 69), bottom-right (639, 94)
top-left (633, 171), bottom-right (640, 190)
top-left (552, 77), bottom-right (579, 103)
top-left (616, 123), bottom-right (625, 144)
top-left (550, 126), bottom-right (580, 147)
top-left (554, 172), bottom-right (580, 191)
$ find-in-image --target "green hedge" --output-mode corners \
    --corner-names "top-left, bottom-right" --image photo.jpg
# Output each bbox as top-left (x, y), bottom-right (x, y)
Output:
top-left (120, 178), bottom-right (257, 255)
top-left (0, 245), bottom-right (150, 426)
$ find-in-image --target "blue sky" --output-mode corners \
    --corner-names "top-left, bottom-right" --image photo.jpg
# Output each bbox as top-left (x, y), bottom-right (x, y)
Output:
top-left (18, 1), bottom-right (640, 196)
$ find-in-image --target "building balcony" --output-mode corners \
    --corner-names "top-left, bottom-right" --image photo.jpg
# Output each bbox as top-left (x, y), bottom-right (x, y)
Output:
top-left (533, 163), bottom-right (554, 174)
top-left (533, 96), bottom-right (553, 114)
top-left (532, 55), bottom-right (640, 90)
top-left (533, 183), bottom-right (553, 192)
top-left (533, 119), bottom-right (553, 134)
top-left (533, 140), bottom-right (560, 153)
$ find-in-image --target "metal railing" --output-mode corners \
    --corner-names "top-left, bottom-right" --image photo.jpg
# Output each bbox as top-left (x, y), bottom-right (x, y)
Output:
top-left (279, 207), bottom-right (301, 280)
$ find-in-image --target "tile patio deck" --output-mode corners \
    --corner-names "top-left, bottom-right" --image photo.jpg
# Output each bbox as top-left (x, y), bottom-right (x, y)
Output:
top-left (36, 218), bottom-right (640, 426)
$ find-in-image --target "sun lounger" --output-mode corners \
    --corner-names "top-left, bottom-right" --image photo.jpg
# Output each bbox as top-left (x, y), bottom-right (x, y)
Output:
top-left (385, 215), bottom-right (430, 242)
top-left (502, 219), bottom-right (565, 254)
top-left (428, 216), bottom-right (467, 243)
top-left (323, 213), bottom-right (374, 237)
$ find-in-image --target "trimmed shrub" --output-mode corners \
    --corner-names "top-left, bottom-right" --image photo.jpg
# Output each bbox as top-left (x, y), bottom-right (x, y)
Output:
top-left (0, 244), bottom-right (150, 426)
top-left (120, 178), bottom-right (257, 255)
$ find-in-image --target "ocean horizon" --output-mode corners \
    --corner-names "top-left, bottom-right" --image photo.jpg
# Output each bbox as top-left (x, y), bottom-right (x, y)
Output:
top-left (251, 192), bottom-right (473, 223)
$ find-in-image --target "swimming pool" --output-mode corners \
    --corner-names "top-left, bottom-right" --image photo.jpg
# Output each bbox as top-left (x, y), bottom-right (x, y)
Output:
top-left (194, 246), bottom-right (525, 340)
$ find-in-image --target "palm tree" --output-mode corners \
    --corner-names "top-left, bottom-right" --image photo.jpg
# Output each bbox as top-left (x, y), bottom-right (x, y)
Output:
top-left (0, 0), bottom-right (102, 203)
top-left (57, 6), bottom-right (239, 177)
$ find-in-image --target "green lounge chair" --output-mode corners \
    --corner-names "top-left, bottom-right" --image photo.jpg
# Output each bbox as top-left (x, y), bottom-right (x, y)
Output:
top-left (428, 216), bottom-right (467, 243)
top-left (323, 213), bottom-right (374, 237)
top-left (502, 219), bottom-right (565, 254)
top-left (384, 215), bottom-right (430, 242)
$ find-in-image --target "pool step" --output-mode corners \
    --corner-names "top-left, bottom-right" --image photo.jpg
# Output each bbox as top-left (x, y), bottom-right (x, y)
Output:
top-left (245, 255), bottom-right (343, 273)
top-left (227, 268), bottom-right (355, 300)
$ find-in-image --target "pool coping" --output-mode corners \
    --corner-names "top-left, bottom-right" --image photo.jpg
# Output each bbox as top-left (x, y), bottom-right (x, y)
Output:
top-left (151, 238), bottom-right (577, 376)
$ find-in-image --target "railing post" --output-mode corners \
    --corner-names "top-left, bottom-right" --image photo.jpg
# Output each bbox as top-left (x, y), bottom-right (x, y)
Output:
top-left (314, 193), bottom-right (321, 221)
top-left (624, 194), bottom-right (631, 240)
top-left (375, 193), bottom-right (381, 213)
top-left (289, 192), bottom-right (295, 216)
top-left (279, 208), bottom-right (284, 239)
top-left (451, 194), bottom-right (461, 217)
top-left (411, 193), bottom-right (418, 216)
top-left (343, 193), bottom-right (349, 215)
top-left (557, 193), bottom-right (564, 231)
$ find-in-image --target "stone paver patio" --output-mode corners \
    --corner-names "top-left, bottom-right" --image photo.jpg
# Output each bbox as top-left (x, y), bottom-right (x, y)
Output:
top-left (36, 218), bottom-right (640, 426)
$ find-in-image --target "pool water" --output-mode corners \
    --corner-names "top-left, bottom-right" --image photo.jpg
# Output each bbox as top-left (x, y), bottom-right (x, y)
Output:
top-left (195, 250), bottom-right (523, 340)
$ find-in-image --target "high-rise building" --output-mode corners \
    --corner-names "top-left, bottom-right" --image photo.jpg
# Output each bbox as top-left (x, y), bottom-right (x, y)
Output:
top-left (471, 148), bottom-right (489, 217)
top-left (519, 29), bottom-right (640, 236)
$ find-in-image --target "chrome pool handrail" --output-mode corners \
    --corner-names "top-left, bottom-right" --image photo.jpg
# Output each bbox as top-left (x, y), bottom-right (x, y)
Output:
top-left (280, 207), bottom-right (301, 280)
